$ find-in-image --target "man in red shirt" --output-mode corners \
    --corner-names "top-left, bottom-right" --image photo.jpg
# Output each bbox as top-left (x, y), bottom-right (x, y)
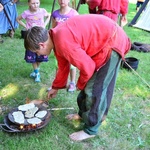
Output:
top-left (85, 0), bottom-right (129, 26)
top-left (24, 14), bottom-right (131, 141)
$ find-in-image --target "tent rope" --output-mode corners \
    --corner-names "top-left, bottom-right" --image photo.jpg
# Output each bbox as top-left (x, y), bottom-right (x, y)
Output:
top-left (124, 61), bottom-right (150, 88)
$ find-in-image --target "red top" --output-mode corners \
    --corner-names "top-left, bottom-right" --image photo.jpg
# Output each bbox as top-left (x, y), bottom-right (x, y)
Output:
top-left (87, 0), bottom-right (129, 21)
top-left (50, 14), bottom-right (131, 90)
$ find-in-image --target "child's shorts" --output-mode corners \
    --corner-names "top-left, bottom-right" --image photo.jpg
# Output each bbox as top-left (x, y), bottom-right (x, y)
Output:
top-left (24, 49), bottom-right (48, 63)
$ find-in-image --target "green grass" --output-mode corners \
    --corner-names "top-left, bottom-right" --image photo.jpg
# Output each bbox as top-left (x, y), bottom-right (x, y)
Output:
top-left (0, 1), bottom-right (150, 150)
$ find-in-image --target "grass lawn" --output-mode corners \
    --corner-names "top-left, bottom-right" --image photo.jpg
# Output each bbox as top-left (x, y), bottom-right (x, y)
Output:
top-left (0, 0), bottom-right (150, 150)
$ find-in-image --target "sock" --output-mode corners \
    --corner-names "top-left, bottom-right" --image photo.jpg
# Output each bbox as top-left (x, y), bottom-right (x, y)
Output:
top-left (70, 82), bottom-right (75, 85)
top-left (34, 69), bottom-right (39, 74)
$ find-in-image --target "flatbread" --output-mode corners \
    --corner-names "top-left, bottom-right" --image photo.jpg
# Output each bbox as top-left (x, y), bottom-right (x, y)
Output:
top-left (25, 107), bottom-right (38, 118)
top-left (18, 103), bottom-right (35, 111)
top-left (12, 111), bottom-right (25, 124)
top-left (27, 117), bottom-right (42, 124)
top-left (35, 110), bottom-right (47, 119)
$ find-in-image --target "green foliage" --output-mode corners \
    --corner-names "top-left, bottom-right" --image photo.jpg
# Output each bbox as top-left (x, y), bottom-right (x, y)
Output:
top-left (0, 1), bottom-right (149, 150)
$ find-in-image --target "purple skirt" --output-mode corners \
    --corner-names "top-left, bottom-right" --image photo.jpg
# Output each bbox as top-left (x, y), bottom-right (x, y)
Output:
top-left (24, 50), bottom-right (48, 63)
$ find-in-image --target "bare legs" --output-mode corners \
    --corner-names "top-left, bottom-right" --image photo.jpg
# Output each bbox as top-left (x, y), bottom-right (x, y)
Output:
top-left (55, 64), bottom-right (76, 92)
top-left (69, 67), bottom-right (76, 83)
top-left (32, 62), bottom-right (40, 70)
top-left (66, 113), bottom-right (81, 120)
top-left (67, 66), bottom-right (76, 92)
top-left (69, 130), bottom-right (96, 141)
top-left (66, 114), bottom-right (96, 141)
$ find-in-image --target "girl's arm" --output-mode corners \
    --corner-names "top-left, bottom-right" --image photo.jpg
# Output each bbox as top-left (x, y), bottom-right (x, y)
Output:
top-left (44, 13), bottom-right (51, 28)
top-left (51, 17), bottom-right (57, 28)
top-left (16, 15), bottom-right (27, 29)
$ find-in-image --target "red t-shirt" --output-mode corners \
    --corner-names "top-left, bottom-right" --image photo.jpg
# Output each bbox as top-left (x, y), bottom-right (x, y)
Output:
top-left (87, 0), bottom-right (129, 21)
top-left (50, 14), bottom-right (131, 90)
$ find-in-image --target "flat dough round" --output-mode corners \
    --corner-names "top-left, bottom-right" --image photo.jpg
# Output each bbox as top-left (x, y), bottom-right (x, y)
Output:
top-left (12, 111), bottom-right (25, 124)
top-left (18, 103), bottom-right (35, 111)
top-left (25, 107), bottom-right (38, 118)
top-left (27, 117), bottom-right (42, 124)
top-left (35, 110), bottom-right (47, 119)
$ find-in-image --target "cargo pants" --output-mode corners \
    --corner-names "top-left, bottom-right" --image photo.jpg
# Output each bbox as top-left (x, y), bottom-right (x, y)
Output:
top-left (77, 51), bottom-right (121, 135)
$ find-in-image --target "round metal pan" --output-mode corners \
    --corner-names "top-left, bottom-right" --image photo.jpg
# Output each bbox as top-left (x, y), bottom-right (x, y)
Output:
top-left (1, 111), bottom-right (51, 133)
top-left (0, 124), bottom-right (16, 133)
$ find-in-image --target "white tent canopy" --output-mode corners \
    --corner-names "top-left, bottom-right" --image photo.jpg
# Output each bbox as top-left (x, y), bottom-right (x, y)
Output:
top-left (133, 2), bottom-right (150, 31)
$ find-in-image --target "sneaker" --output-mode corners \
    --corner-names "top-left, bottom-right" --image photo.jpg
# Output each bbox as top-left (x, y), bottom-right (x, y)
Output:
top-left (30, 72), bottom-right (36, 78)
top-left (67, 83), bottom-right (76, 92)
top-left (35, 73), bottom-right (41, 82)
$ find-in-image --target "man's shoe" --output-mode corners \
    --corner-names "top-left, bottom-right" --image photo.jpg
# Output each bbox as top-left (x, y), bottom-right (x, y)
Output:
top-left (30, 72), bottom-right (36, 78)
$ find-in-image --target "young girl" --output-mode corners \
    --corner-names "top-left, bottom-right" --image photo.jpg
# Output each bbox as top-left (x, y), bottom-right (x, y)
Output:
top-left (51, 0), bottom-right (79, 92)
top-left (16, 0), bottom-right (50, 82)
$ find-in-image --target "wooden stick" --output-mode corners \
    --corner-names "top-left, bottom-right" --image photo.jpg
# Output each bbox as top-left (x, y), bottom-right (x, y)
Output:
top-left (48, 107), bottom-right (74, 111)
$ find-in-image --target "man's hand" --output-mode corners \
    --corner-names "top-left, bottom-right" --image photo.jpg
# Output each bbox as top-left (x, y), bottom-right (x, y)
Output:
top-left (120, 15), bottom-right (128, 27)
top-left (47, 88), bottom-right (58, 100)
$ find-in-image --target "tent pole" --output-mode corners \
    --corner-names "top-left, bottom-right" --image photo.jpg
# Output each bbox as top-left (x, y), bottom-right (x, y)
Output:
top-left (48, 0), bottom-right (81, 29)
top-left (128, 0), bottom-right (149, 26)
top-left (48, 0), bottom-right (56, 29)
top-left (76, 0), bottom-right (81, 11)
